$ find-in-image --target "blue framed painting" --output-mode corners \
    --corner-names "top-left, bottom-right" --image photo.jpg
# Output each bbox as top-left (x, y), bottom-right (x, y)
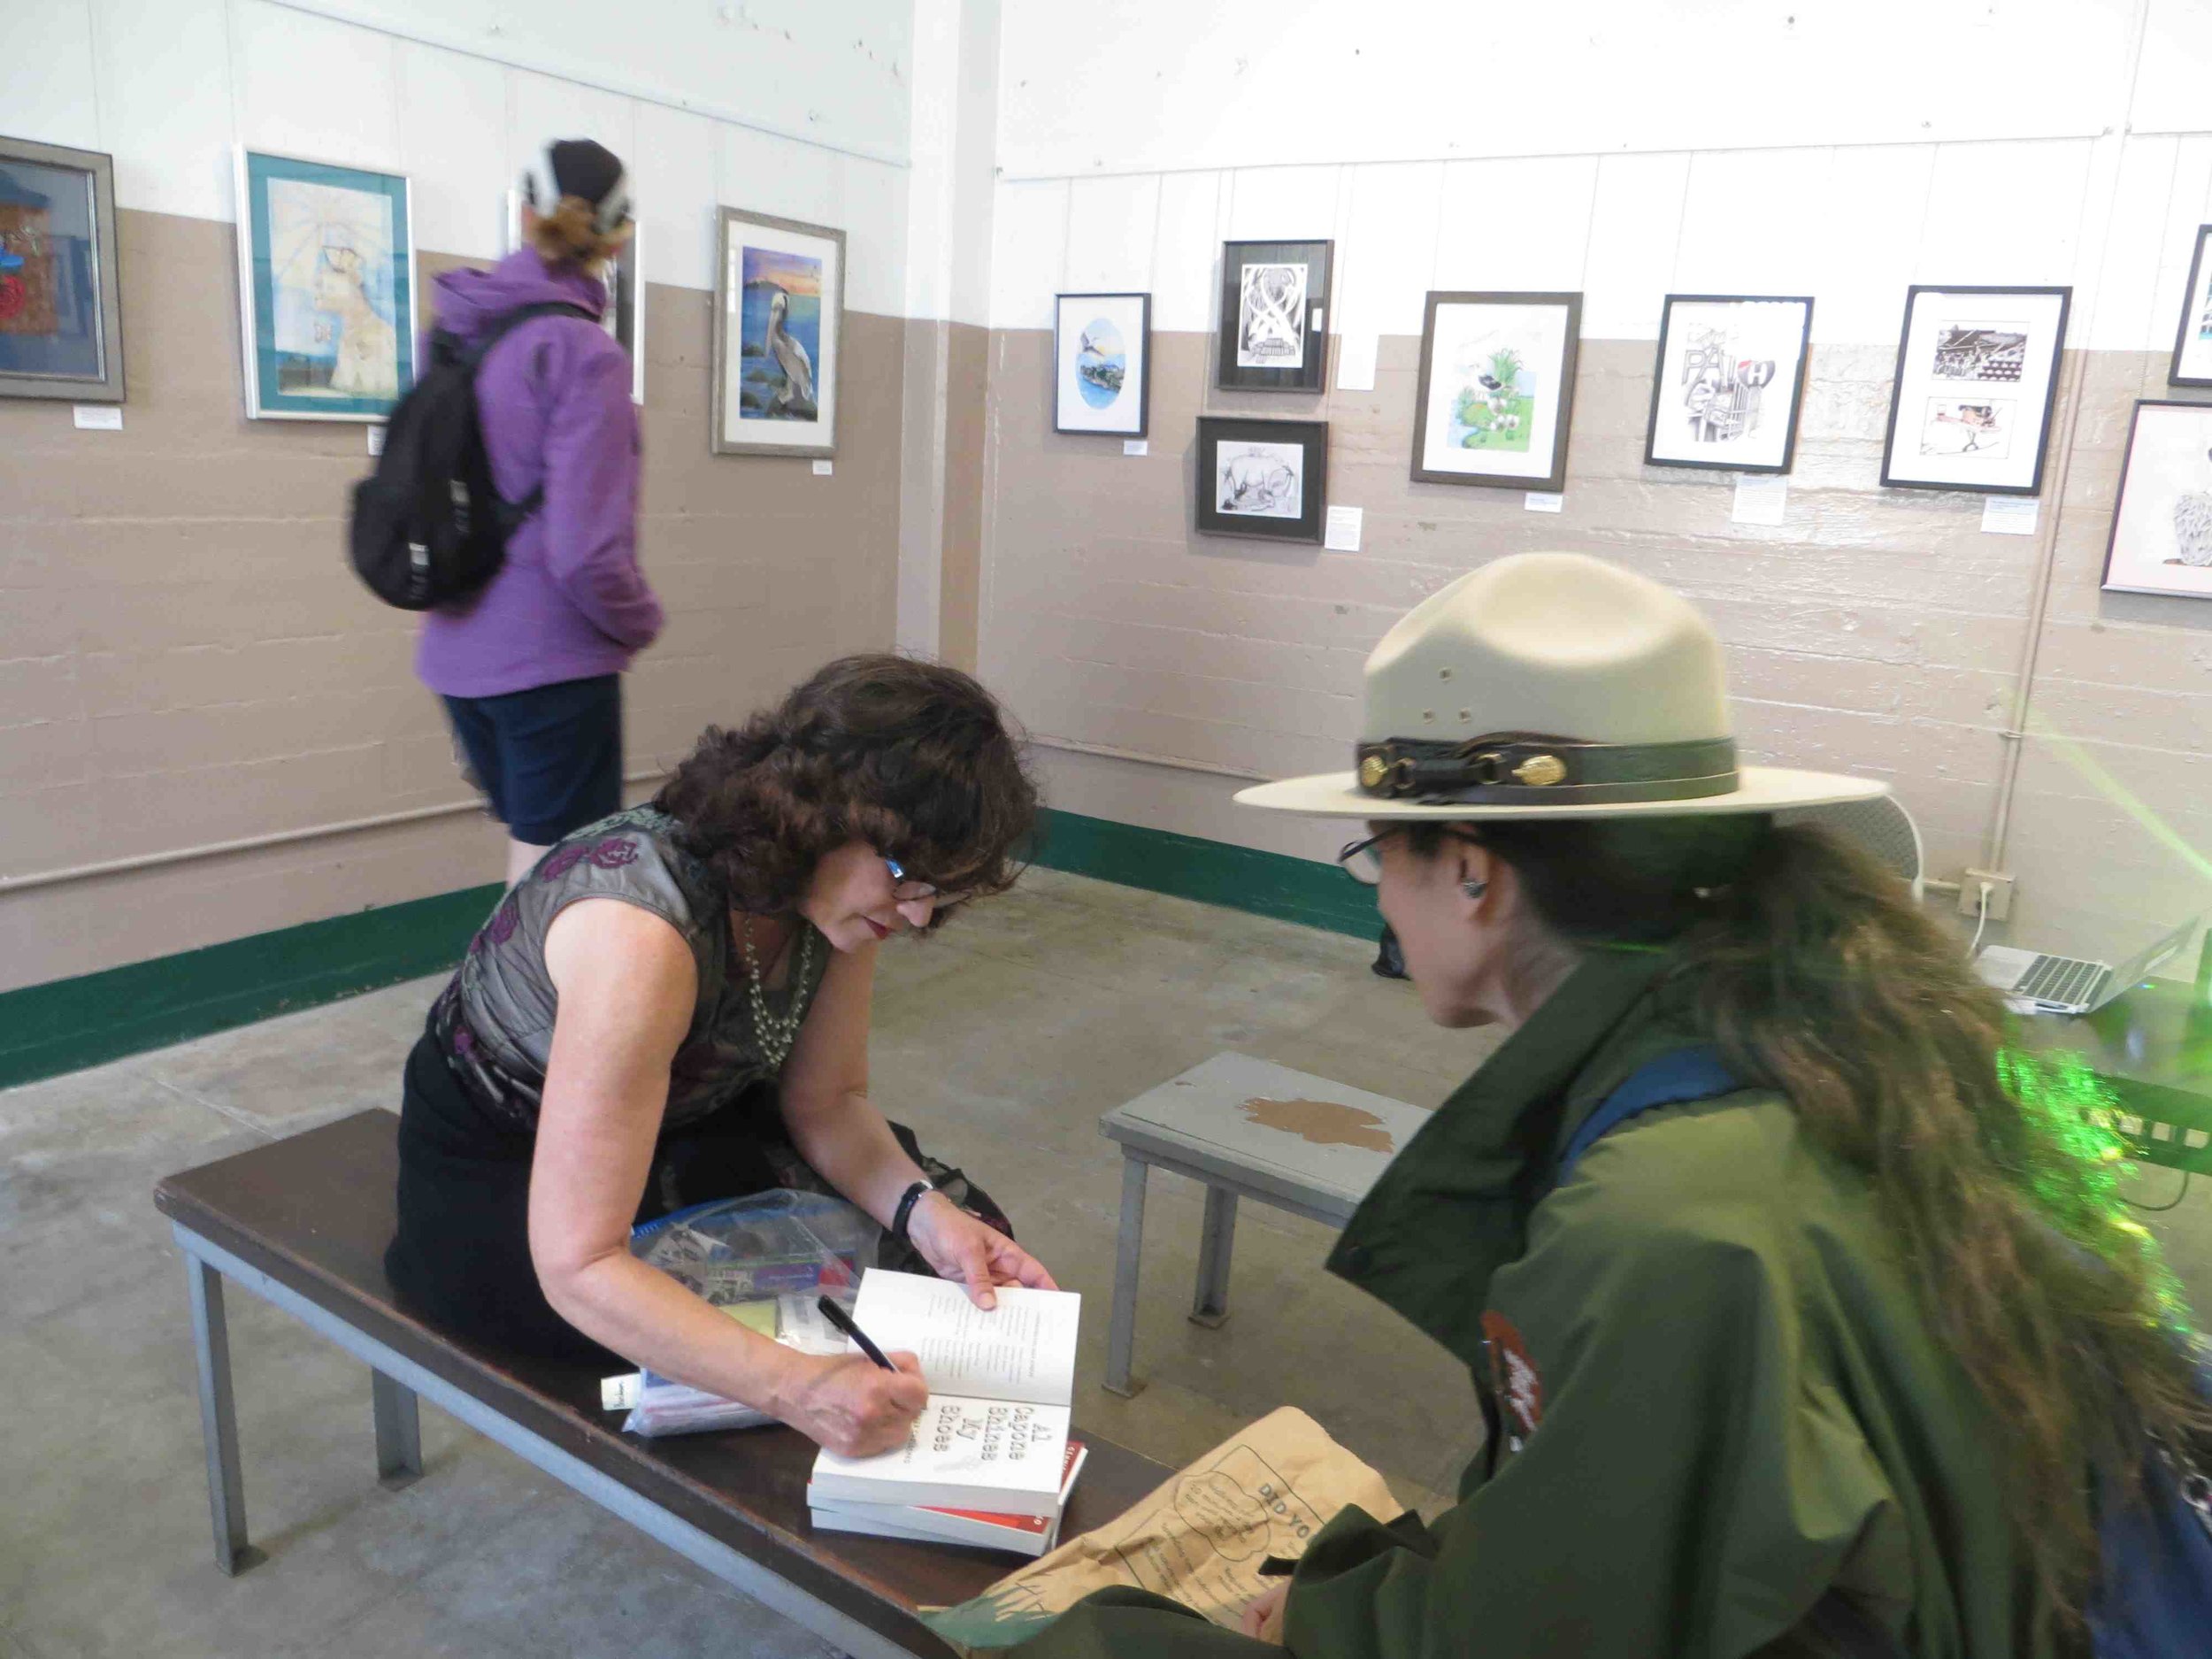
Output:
top-left (0, 135), bottom-right (125, 403)
top-left (234, 149), bottom-right (415, 420)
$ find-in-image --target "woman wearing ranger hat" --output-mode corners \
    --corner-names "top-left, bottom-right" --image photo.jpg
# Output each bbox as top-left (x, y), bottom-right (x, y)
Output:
top-left (1018, 554), bottom-right (2209, 1656)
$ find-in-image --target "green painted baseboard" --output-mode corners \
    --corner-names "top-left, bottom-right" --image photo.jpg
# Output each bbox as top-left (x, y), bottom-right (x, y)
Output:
top-left (1028, 808), bottom-right (1378, 940)
top-left (0, 882), bottom-right (503, 1091)
top-left (0, 810), bottom-right (1373, 1091)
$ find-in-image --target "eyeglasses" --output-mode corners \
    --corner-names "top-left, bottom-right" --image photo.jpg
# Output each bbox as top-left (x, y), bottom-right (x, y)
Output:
top-left (1337, 833), bottom-right (1386, 887)
top-left (883, 856), bottom-right (939, 904)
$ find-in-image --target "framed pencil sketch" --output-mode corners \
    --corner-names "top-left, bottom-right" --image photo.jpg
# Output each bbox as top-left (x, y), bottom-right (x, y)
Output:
top-left (1644, 295), bottom-right (1813, 474)
top-left (503, 188), bottom-right (643, 403)
top-left (1195, 416), bottom-right (1327, 543)
top-left (235, 149), bottom-right (414, 420)
top-left (711, 207), bottom-right (843, 457)
top-left (1217, 239), bottom-right (1331, 392)
top-left (1053, 292), bottom-right (1150, 436)
top-left (1411, 291), bottom-right (1582, 492)
top-left (2169, 226), bottom-right (2212, 388)
top-left (1878, 285), bottom-right (2070, 495)
top-left (2101, 400), bottom-right (2212, 600)
top-left (0, 135), bottom-right (125, 403)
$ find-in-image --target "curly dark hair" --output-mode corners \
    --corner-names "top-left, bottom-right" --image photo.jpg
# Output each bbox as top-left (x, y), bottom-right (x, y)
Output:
top-left (652, 655), bottom-right (1037, 928)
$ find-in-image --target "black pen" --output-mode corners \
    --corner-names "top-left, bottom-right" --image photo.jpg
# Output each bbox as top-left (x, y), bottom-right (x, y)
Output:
top-left (816, 1294), bottom-right (896, 1371)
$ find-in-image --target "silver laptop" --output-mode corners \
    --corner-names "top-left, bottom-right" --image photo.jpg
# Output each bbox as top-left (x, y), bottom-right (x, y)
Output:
top-left (1973, 915), bottom-right (2199, 1016)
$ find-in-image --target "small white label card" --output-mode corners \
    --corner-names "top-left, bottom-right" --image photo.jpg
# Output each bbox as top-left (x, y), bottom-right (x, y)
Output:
top-left (1732, 476), bottom-right (1788, 526)
top-left (1324, 505), bottom-right (1364, 552)
top-left (1525, 492), bottom-right (1565, 513)
top-left (1123, 440), bottom-right (1148, 457)
top-left (367, 426), bottom-right (386, 457)
top-left (1311, 307), bottom-right (1325, 334)
top-left (812, 459), bottom-right (833, 476)
top-left (600, 1372), bottom-right (642, 1411)
top-left (1335, 333), bottom-right (1379, 391)
top-left (1981, 495), bottom-right (2039, 535)
top-left (73, 405), bottom-right (122, 430)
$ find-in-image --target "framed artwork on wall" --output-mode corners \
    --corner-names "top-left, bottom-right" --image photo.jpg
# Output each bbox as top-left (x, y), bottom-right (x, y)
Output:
top-left (1053, 292), bottom-right (1150, 436)
top-left (503, 188), bottom-right (644, 404)
top-left (711, 206), bottom-right (843, 457)
top-left (2169, 226), bottom-right (2212, 388)
top-left (1878, 284), bottom-right (2070, 495)
top-left (2101, 400), bottom-right (2212, 600)
top-left (1195, 415), bottom-right (1327, 543)
top-left (0, 134), bottom-right (125, 403)
top-left (235, 149), bottom-right (415, 421)
top-left (1217, 238), bottom-right (1332, 392)
top-left (1644, 295), bottom-right (1813, 474)
top-left (1410, 291), bottom-right (1583, 492)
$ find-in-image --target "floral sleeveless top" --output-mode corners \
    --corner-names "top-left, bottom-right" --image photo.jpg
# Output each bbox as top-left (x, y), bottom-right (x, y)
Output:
top-left (431, 806), bottom-right (831, 1132)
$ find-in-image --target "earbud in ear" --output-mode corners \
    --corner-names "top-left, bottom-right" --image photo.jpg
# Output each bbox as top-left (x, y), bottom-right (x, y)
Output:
top-left (1461, 879), bottom-right (1488, 900)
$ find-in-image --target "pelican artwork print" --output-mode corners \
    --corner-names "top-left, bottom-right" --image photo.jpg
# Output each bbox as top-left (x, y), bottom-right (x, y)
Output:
top-left (234, 150), bottom-right (415, 420)
top-left (713, 208), bottom-right (845, 457)
top-left (1053, 292), bottom-right (1151, 435)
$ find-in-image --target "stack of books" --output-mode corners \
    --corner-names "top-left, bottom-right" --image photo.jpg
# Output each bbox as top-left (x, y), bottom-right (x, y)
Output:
top-left (805, 1270), bottom-right (1087, 1555)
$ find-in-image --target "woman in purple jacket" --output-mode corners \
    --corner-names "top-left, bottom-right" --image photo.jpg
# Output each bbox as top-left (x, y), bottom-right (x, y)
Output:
top-left (418, 139), bottom-right (664, 886)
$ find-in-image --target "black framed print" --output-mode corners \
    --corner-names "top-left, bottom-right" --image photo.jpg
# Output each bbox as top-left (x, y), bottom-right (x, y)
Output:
top-left (1053, 291), bottom-right (1150, 436)
top-left (1410, 291), bottom-right (1582, 492)
top-left (1195, 415), bottom-right (1327, 542)
top-left (1644, 295), bottom-right (1813, 474)
top-left (2170, 227), bottom-right (2212, 388)
top-left (2101, 400), bottom-right (2212, 600)
top-left (1217, 239), bottom-right (1332, 392)
top-left (1878, 285), bottom-right (2070, 495)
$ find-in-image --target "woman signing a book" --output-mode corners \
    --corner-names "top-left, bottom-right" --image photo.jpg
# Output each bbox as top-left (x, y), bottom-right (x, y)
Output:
top-left (1016, 556), bottom-right (2211, 1655)
top-left (385, 656), bottom-right (1056, 1456)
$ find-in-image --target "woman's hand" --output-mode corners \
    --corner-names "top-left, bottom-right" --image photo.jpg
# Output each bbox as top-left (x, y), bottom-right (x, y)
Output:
top-left (776, 1349), bottom-right (929, 1456)
top-left (907, 1193), bottom-right (1059, 1309)
top-left (1239, 1581), bottom-right (1290, 1644)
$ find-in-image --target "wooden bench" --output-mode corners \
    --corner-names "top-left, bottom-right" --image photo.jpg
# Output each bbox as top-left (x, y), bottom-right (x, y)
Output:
top-left (1098, 1053), bottom-right (1427, 1396)
top-left (154, 1110), bottom-right (1168, 1659)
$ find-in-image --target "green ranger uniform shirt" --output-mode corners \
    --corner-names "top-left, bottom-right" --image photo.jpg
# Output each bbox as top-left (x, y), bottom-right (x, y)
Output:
top-left (1016, 947), bottom-right (2045, 1658)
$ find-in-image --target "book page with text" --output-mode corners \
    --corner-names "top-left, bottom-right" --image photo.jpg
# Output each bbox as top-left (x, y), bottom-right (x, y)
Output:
top-left (850, 1270), bottom-right (1079, 1406)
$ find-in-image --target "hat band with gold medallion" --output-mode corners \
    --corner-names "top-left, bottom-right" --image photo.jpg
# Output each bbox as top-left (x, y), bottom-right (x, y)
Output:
top-left (1354, 733), bottom-right (1740, 808)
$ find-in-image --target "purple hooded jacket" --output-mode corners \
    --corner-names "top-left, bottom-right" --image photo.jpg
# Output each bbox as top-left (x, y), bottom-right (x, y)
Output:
top-left (414, 250), bottom-right (663, 698)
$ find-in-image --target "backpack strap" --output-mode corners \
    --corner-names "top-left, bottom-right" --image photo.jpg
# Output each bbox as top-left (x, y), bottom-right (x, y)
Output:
top-left (464, 301), bottom-right (595, 529)
top-left (1555, 1044), bottom-right (1741, 1181)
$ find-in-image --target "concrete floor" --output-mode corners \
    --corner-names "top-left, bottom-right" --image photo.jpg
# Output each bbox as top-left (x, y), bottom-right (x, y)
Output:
top-left (5, 865), bottom-right (2211, 1657)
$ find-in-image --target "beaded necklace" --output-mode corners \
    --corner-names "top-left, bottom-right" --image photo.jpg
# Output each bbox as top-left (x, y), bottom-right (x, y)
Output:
top-left (738, 915), bottom-right (816, 1071)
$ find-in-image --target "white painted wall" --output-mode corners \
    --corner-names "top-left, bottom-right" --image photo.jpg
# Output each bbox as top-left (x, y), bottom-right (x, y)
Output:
top-left (997, 1), bottom-right (2146, 180)
top-left (1, 0), bottom-right (918, 313)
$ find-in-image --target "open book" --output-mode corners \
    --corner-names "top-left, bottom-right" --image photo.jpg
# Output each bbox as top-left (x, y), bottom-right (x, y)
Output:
top-left (807, 1269), bottom-right (1082, 1518)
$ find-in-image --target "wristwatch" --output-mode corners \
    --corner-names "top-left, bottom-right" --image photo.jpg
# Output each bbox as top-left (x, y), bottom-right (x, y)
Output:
top-left (891, 1179), bottom-right (935, 1244)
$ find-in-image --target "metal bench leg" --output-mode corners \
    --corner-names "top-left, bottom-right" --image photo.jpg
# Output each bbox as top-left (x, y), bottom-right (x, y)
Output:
top-left (372, 1370), bottom-right (423, 1490)
top-left (186, 1256), bottom-right (263, 1575)
top-left (1103, 1155), bottom-right (1148, 1398)
top-left (1189, 1187), bottom-right (1237, 1328)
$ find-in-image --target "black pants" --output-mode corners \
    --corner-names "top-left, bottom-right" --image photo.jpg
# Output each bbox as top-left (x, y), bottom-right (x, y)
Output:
top-left (441, 673), bottom-right (622, 846)
top-left (385, 1026), bottom-right (1011, 1365)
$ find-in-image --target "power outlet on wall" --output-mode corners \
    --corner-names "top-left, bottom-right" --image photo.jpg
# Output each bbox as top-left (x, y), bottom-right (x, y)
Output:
top-left (1959, 870), bottom-right (2015, 922)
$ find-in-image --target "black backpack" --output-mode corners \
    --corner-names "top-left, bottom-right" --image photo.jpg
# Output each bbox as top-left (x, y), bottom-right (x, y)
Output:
top-left (347, 301), bottom-right (593, 610)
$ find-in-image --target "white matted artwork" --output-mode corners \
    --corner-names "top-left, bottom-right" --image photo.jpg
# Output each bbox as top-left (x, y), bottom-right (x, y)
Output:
top-left (1216, 439), bottom-right (1305, 518)
top-left (1879, 286), bottom-right (2069, 494)
top-left (1053, 292), bottom-right (1149, 436)
top-left (1411, 292), bottom-right (1582, 492)
top-left (1644, 296), bottom-right (1812, 473)
top-left (2170, 226), bottom-right (2212, 387)
top-left (502, 188), bottom-right (643, 404)
top-left (2102, 400), bottom-right (2212, 600)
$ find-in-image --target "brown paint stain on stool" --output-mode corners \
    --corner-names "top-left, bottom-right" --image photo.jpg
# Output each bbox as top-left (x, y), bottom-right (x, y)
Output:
top-left (1238, 1096), bottom-right (1395, 1154)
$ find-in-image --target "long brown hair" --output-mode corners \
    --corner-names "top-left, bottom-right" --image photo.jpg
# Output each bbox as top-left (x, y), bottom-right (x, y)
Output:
top-left (1426, 813), bottom-right (2209, 1642)
top-left (653, 654), bottom-right (1036, 926)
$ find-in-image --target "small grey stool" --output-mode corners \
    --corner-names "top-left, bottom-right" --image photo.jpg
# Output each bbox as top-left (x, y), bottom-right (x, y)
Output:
top-left (1096, 1053), bottom-right (1428, 1396)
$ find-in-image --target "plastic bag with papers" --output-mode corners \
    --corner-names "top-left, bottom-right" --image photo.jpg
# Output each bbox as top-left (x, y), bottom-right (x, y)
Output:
top-left (621, 1188), bottom-right (879, 1438)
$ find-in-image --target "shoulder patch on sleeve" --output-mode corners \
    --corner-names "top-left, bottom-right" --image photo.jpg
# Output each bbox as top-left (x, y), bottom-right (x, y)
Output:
top-left (1482, 1310), bottom-right (1544, 1440)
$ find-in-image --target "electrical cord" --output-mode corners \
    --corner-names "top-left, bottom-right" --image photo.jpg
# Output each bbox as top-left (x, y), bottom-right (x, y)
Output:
top-left (2124, 1171), bottom-right (2193, 1213)
top-left (1970, 882), bottom-right (1992, 956)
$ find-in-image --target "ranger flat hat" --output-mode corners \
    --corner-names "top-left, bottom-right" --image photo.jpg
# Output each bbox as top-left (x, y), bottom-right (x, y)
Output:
top-left (1235, 551), bottom-right (1886, 821)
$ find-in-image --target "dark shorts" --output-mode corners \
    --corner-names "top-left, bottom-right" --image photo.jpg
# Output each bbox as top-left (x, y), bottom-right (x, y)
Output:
top-left (442, 673), bottom-right (622, 845)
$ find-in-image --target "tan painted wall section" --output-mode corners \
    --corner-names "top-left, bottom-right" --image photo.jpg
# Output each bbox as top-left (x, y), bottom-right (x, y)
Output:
top-left (0, 207), bottom-right (910, 992)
